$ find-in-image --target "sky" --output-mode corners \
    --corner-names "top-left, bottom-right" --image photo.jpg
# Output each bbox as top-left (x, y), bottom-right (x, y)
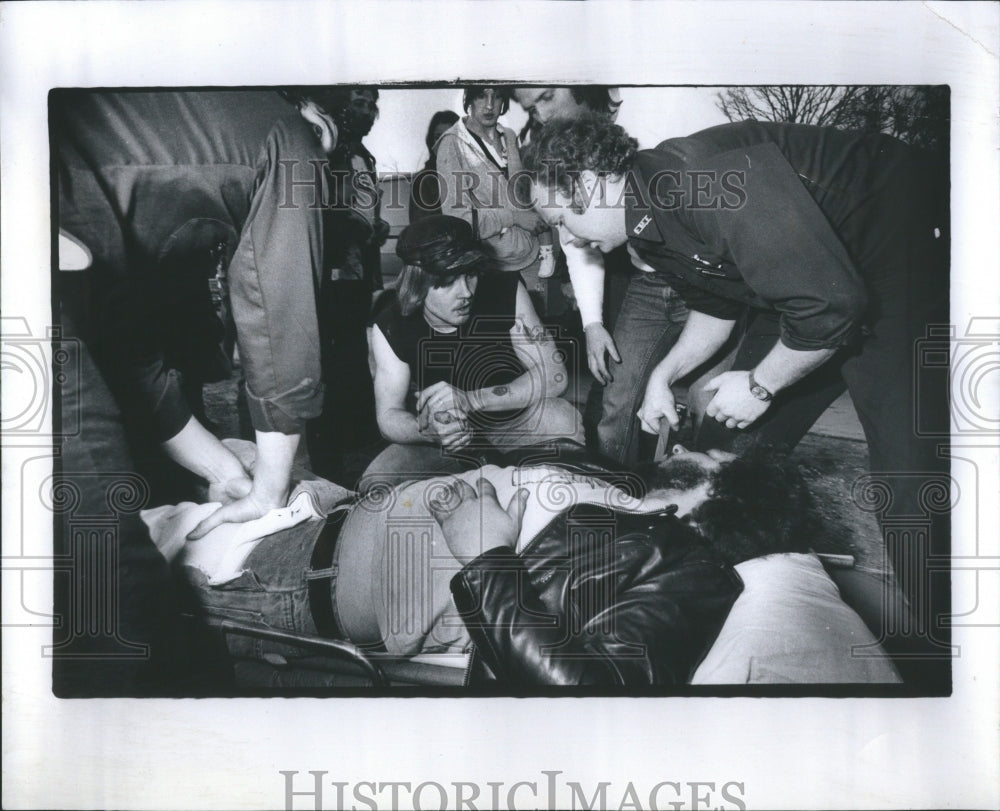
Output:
top-left (365, 86), bottom-right (731, 174)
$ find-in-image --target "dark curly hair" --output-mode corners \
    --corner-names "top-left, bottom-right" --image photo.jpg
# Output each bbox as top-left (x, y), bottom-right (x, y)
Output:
top-left (569, 86), bottom-right (617, 113)
top-left (521, 111), bottom-right (638, 199)
top-left (688, 446), bottom-right (820, 565)
top-left (425, 110), bottom-right (460, 153)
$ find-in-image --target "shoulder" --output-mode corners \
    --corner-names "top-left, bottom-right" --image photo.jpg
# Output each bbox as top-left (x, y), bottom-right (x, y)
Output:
top-left (436, 122), bottom-right (465, 149)
top-left (265, 110), bottom-right (327, 164)
top-left (373, 289), bottom-right (402, 332)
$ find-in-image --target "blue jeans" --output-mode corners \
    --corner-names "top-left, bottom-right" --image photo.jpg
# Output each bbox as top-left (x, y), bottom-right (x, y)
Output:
top-left (361, 396), bottom-right (584, 493)
top-left (184, 516), bottom-right (348, 661)
top-left (596, 271), bottom-right (689, 467)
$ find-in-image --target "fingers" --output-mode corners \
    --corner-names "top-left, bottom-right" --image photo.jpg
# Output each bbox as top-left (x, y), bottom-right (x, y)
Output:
top-left (636, 401), bottom-right (679, 435)
top-left (442, 431), bottom-right (472, 451)
top-left (476, 477), bottom-right (498, 503)
top-left (589, 353), bottom-right (611, 385)
top-left (416, 381), bottom-right (447, 413)
top-left (188, 503), bottom-right (241, 540)
top-left (607, 340), bottom-right (621, 364)
top-left (224, 477), bottom-right (253, 500)
top-left (702, 375), bottom-right (722, 392)
top-left (636, 405), bottom-right (662, 435)
top-left (433, 410), bottom-right (455, 426)
top-left (452, 479), bottom-right (477, 501)
top-left (506, 488), bottom-right (530, 530)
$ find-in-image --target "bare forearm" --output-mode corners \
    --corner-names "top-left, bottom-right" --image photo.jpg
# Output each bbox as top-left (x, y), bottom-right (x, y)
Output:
top-left (469, 371), bottom-right (559, 412)
top-left (753, 341), bottom-right (837, 394)
top-left (250, 430), bottom-right (299, 505)
top-left (378, 407), bottom-right (430, 445)
top-left (161, 417), bottom-right (246, 483)
top-left (563, 242), bottom-right (605, 328)
top-left (470, 346), bottom-right (566, 411)
top-left (654, 311), bottom-right (737, 384)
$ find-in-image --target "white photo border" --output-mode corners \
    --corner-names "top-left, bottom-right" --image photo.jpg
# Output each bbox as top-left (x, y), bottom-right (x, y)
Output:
top-left (2, 2), bottom-right (998, 809)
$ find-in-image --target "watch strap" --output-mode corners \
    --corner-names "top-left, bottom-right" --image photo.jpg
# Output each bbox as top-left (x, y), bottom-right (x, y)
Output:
top-left (748, 370), bottom-right (774, 402)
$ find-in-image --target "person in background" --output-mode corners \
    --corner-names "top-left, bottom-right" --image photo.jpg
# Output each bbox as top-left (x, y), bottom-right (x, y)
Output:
top-left (409, 109), bottom-right (460, 223)
top-left (302, 86), bottom-right (390, 486)
top-left (362, 216), bottom-right (582, 492)
top-left (515, 86), bottom-right (708, 468)
top-left (435, 86), bottom-right (555, 311)
top-left (512, 85), bottom-right (678, 466)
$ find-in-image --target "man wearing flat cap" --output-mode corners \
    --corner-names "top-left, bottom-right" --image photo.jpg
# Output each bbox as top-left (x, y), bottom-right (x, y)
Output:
top-left (362, 215), bottom-right (584, 491)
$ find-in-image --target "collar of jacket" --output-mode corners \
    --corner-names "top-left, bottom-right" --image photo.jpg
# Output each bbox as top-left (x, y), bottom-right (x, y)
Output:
top-left (624, 151), bottom-right (667, 245)
top-left (451, 118), bottom-right (509, 150)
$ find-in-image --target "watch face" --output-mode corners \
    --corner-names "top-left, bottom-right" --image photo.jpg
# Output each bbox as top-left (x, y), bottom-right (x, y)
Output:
top-left (750, 383), bottom-right (771, 401)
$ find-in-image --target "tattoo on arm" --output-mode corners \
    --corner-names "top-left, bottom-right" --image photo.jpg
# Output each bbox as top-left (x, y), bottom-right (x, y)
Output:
top-left (491, 385), bottom-right (509, 397)
top-left (525, 325), bottom-right (548, 344)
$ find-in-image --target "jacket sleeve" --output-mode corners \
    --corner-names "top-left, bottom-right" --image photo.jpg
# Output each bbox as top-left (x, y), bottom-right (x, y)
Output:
top-left (56, 135), bottom-right (193, 443)
top-left (676, 142), bottom-right (869, 350)
top-left (451, 543), bottom-right (741, 687)
top-left (436, 134), bottom-right (515, 240)
top-left (228, 118), bottom-right (327, 434)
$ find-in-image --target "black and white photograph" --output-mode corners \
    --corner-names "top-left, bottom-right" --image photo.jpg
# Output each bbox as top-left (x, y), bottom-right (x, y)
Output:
top-left (3, 2), bottom-right (998, 809)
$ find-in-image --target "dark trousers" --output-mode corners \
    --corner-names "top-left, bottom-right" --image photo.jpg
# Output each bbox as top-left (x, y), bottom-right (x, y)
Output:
top-left (307, 280), bottom-right (382, 485)
top-left (52, 309), bottom-right (226, 695)
top-left (695, 220), bottom-right (951, 691)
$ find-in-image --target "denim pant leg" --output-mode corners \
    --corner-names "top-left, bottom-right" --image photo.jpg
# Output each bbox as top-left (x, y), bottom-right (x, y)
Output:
top-left (596, 272), bottom-right (688, 467)
top-left (359, 442), bottom-right (466, 494)
top-left (485, 396), bottom-right (585, 448)
top-left (184, 519), bottom-right (326, 661)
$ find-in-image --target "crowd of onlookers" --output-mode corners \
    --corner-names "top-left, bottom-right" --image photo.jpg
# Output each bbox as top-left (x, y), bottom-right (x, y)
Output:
top-left (52, 84), bottom-right (951, 694)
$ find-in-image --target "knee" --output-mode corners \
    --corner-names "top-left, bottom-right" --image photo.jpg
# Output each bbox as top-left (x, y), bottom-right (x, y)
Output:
top-left (541, 398), bottom-right (585, 443)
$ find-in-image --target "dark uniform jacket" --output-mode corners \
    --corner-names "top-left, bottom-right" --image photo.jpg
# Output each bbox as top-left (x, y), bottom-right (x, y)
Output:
top-left (626, 121), bottom-right (945, 351)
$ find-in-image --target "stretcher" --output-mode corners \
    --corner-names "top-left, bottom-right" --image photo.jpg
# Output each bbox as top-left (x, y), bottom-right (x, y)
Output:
top-left (209, 617), bottom-right (470, 689)
top-left (187, 552), bottom-right (912, 692)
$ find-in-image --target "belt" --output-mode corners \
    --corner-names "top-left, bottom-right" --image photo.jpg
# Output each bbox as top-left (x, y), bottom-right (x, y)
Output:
top-left (306, 505), bottom-right (352, 638)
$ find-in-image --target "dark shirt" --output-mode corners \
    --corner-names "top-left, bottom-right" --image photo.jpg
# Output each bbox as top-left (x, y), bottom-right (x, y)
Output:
top-left (322, 142), bottom-right (383, 290)
top-left (374, 273), bottom-right (522, 412)
top-left (408, 159), bottom-right (444, 224)
top-left (627, 121), bottom-right (942, 351)
top-left (55, 90), bottom-right (327, 438)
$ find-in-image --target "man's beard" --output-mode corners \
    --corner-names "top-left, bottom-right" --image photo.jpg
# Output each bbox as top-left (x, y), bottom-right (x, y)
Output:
top-left (636, 458), bottom-right (712, 494)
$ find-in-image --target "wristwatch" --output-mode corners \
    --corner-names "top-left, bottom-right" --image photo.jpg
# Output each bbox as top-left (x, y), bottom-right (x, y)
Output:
top-left (748, 370), bottom-right (774, 402)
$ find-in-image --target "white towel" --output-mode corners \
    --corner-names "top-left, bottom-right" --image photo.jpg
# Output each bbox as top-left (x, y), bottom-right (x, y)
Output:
top-left (141, 439), bottom-right (353, 585)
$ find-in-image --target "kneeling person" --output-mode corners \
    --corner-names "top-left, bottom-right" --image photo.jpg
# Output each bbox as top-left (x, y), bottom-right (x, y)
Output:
top-left (363, 215), bottom-right (583, 491)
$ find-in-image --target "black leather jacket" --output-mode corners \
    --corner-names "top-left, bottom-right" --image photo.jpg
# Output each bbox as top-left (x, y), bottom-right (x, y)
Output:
top-left (450, 502), bottom-right (742, 688)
